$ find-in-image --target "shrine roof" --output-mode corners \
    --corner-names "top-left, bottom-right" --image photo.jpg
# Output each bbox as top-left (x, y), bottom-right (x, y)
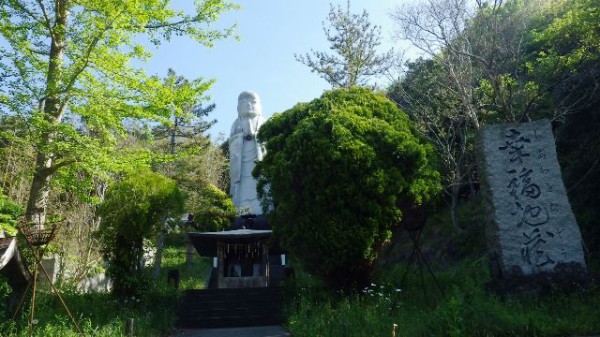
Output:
top-left (188, 229), bottom-right (276, 256)
top-left (189, 229), bottom-right (272, 239)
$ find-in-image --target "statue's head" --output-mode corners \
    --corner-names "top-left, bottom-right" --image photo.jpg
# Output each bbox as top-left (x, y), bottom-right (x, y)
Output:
top-left (237, 91), bottom-right (262, 118)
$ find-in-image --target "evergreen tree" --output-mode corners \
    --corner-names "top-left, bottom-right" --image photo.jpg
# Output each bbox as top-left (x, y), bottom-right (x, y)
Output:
top-left (295, 1), bottom-right (394, 88)
top-left (255, 87), bottom-right (441, 291)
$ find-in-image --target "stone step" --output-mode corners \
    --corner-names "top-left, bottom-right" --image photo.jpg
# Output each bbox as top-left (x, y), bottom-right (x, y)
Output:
top-left (177, 314), bottom-right (285, 329)
top-left (184, 287), bottom-right (282, 295)
top-left (178, 307), bottom-right (282, 320)
top-left (182, 291), bottom-right (282, 303)
top-left (176, 287), bottom-right (285, 328)
top-left (179, 301), bottom-right (282, 312)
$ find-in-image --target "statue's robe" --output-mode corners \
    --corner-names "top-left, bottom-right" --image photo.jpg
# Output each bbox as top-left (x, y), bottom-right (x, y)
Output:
top-left (229, 115), bottom-right (265, 215)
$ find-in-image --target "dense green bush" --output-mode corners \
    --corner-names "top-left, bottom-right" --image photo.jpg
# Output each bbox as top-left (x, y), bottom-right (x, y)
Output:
top-left (255, 87), bottom-right (441, 291)
top-left (97, 170), bottom-right (183, 298)
top-left (190, 183), bottom-right (235, 232)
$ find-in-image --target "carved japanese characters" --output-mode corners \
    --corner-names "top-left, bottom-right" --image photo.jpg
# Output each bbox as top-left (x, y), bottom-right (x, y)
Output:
top-left (481, 119), bottom-right (586, 276)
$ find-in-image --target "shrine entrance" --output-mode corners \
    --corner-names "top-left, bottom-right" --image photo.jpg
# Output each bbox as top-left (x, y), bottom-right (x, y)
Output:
top-left (218, 241), bottom-right (268, 288)
top-left (188, 229), bottom-right (280, 289)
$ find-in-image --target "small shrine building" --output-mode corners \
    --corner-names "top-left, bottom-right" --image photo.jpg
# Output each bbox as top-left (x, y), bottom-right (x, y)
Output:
top-left (188, 227), bottom-right (286, 289)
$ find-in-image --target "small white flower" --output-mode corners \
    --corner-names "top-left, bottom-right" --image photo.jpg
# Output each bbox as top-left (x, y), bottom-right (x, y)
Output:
top-left (371, 283), bottom-right (376, 287)
top-left (395, 288), bottom-right (402, 292)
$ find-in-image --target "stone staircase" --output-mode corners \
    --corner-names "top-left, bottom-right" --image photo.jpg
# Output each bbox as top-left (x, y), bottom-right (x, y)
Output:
top-left (176, 287), bottom-right (285, 329)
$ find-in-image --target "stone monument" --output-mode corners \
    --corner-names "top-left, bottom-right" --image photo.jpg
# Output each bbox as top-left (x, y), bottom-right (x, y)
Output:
top-left (229, 91), bottom-right (266, 215)
top-left (480, 119), bottom-right (586, 277)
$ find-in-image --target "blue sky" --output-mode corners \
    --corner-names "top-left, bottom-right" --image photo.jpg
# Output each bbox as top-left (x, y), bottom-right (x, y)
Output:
top-left (143, 0), bottom-right (418, 141)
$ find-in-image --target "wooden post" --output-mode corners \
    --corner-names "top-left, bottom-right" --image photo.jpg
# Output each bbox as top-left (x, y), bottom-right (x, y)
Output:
top-left (125, 318), bottom-right (134, 336)
top-left (262, 241), bottom-right (268, 287)
top-left (217, 242), bottom-right (224, 288)
top-left (185, 241), bottom-right (195, 266)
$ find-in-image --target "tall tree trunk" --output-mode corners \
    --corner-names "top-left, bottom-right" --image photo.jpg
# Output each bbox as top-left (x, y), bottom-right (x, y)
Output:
top-left (25, 154), bottom-right (53, 228)
top-left (449, 136), bottom-right (466, 231)
top-left (25, 0), bottom-right (68, 228)
top-left (152, 230), bottom-right (165, 279)
top-left (450, 175), bottom-right (461, 231)
top-left (150, 117), bottom-right (180, 278)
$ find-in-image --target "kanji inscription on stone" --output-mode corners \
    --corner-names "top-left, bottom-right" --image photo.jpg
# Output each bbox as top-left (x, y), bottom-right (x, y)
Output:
top-left (481, 119), bottom-right (586, 276)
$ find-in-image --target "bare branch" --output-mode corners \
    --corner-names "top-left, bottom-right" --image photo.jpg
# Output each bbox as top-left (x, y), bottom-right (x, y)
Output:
top-left (11, 0), bottom-right (44, 25)
top-left (35, 0), bottom-right (56, 39)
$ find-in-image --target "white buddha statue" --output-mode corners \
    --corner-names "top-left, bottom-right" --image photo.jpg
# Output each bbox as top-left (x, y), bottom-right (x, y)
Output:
top-left (229, 91), bottom-right (266, 215)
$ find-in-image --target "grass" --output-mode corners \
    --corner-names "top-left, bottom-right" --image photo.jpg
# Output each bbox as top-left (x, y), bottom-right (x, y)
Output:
top-left (1, 290), bottom-right (177, 336)
top-left (0, 232), bottom-right (210, 337)
top-left (284, 259), bottom-right (600, 337)
top-left (284, 198), bottom-right (600, 337)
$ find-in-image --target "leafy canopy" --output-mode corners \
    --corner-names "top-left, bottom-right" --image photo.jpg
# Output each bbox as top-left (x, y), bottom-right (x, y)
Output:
top-left (0, 0), bottom-right (237, 223)
top-left (255, 87), bottom-right (441, 290)
top-left (0, 0), bottom-right (236, 133)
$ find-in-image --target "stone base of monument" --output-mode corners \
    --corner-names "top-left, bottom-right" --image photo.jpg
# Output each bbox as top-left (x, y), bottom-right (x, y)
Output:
top-left (232, 214), bottom-right (270, 230)
top-left (486, 262), bottom-right (598, 298)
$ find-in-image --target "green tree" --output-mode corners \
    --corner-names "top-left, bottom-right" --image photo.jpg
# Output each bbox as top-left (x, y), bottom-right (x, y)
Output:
top-left (295, 1), bottom-right (394, 88)
top-left (97, 170), bottom-right (183, 297)
top-left (0, 116), bottom-right (34, 206)
top-left (526, 0), bottom-right (600, 120)
top-left (531, 0), bottom-right (600, 265)
top-left (152, 68), bottom-right (217, 160)
top-left (0, 0), bottom-right (236, 228)
top-left (190, 183), bottom-right (235, 232)
top-left (254, 87), bottom-right (441, 291)
top-left (149, 68), bottom-right (221, 277)
top-left (151, 68), bottom-right (230, 204)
